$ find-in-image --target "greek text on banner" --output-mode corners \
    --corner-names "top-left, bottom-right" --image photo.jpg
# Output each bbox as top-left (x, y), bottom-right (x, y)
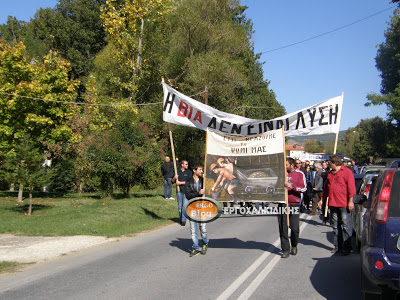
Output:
top-left (162, 82), bottom-right (343, 137)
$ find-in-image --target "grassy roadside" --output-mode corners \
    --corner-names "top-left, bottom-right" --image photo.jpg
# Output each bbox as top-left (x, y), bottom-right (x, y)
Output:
top-left (0, 187), bottom-right (179, 237)
top-left (0, 262), bottom-right (34, 274)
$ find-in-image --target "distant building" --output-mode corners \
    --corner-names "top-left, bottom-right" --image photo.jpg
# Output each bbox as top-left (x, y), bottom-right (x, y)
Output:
top-left (285, 144), bottom-right (305, 159)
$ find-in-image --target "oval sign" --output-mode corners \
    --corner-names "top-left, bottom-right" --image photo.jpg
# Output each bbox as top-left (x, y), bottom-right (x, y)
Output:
top-left (183, 197), bottom-right (223, 223)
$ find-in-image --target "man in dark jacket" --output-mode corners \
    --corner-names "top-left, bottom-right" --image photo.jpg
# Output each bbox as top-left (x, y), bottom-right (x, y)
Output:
top-left (161, 156), bottom-right (175, 200)
top-left (184, 163), bottom-right (209, 257)
top-left (310, 162), bottom-right (323, 216)
top-left (173, 160), bottom-right (192, 226)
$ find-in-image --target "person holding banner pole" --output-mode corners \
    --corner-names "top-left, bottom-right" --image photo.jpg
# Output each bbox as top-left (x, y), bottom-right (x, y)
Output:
top-left (184, 163), bottom-right (209, 257)
top-left (173, 160), bottom-right (192, 226)
top-left (278, 157), bottom-right (307, 259)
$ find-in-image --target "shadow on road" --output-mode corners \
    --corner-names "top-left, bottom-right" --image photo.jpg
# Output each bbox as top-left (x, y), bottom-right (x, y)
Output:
top-left (169, 237), bottom-right (280, 253)
top-left (310, 253), bottom-right (362, 300)
top-left (298, 237), bottom-right (332, 251)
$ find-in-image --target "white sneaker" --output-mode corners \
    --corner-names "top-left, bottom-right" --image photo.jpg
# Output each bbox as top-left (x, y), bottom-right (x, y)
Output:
top-left (169, 197), bottom-right (175, 200)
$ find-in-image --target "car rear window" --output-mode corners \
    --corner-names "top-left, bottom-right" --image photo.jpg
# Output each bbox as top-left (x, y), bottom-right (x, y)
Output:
top-left (388, 172), bottom-right (400, 217)
top-left (355, 178), bottom-right (363, 193)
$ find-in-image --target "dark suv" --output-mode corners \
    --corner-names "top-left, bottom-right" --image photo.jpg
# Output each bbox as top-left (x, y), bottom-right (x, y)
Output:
top-left (361, 167), bottom-right (400, 299)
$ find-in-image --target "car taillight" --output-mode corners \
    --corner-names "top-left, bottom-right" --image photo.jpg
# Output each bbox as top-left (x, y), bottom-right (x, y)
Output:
top-left (375, 260), bottom-right (384, 269)
top-left (364, 184), bottom-right (370, 196)
top-left (375, 169), bottom-right (395, 223)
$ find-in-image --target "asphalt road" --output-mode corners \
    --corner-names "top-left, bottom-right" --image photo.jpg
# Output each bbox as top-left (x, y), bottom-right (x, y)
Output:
top-left (0, 209), bottom-right (362, 300)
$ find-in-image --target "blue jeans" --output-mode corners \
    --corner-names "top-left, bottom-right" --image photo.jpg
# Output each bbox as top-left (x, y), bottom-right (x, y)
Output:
top-left (190, 221), bottom-right (208, 250)
top-left (330, 207), bottom-right (353, 251)
top-left (164, 178), bottom-right (172, 198)
top-left (176, 192), bottom-right (188, 223)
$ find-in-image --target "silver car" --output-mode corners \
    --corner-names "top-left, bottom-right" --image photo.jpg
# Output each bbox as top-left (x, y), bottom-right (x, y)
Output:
top-left (352, 173), bottom-right (378, 250)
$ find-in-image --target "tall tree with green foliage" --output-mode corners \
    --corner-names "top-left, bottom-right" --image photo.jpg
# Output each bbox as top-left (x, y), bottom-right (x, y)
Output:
top-left (1, 136), bottom-right (46, 212)
top-left (0, 16), bottom-right (27, 43)
top-left (0, 41), bottom-right (80, 159)
top-left (100, 0), bottom-right (173, 97)
top-left (339, 117), bottom-right (388, 163)
top-left (86, 111), bottom-right (166, 196)
top-left (366, 7), bottom-right (400, 157)
top-left (158, 0), bottom-right (284, 159)
top-left (29, 0), bottom-right (106, 80)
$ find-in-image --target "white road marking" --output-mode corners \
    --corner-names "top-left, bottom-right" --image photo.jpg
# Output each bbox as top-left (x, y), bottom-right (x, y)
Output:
top-left (216, 214), bottom-right (313, 300)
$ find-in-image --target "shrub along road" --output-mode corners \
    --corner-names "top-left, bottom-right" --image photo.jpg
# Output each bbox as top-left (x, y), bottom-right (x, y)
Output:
top-left (0, 209), bottom-right (362, 299)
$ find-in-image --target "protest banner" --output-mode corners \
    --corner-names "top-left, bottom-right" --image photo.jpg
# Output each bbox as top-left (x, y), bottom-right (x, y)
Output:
top-left (162, 82), bottom-right (343, 137)
top-left (204, 128), bottom-right (287, 203)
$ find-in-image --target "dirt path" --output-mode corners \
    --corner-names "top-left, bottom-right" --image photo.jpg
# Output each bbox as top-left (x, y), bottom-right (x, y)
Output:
top-left (0, 234), bottom-right (119, 263)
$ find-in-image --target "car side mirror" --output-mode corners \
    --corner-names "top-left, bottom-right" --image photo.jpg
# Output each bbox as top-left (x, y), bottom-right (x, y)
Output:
top-left (354, 194), bottom-right (367, 205)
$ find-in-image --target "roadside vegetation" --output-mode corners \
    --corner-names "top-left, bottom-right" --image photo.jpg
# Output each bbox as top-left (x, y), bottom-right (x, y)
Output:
top-left (0, 0), bottom-right (399, 242)
top-left (0, 188), bottom-right (178, 237)
top-left (0, 262), bottom-right (33, 274)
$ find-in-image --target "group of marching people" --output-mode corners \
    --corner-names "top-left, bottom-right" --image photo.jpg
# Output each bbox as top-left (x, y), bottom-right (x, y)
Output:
top-left (281, 155), bottom-right (356, 258)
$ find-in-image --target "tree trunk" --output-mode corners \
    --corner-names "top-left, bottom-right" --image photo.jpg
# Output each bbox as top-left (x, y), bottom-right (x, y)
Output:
top-left (136, 18), bottom-right (144, 72)
top-left (28, 187), bottom-right (33, 216)
top-left (132, 18), bottom-right (144, 88)
top-left (125, 184), bottom-right (130, 197)
top-left (17, 184), bottom-right (23, 202)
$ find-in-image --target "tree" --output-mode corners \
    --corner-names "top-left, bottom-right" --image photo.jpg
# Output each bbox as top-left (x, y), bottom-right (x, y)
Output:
top-left (86, 111), bottom-right (166, 196)
top-left (0, 16), bottom-right (28, 43)
top-left (157, 0), bottom-right (284, 160)
top-left (100, 0), bottom-right (172, 96)
top-left (366, 7), bottom-right (400, 157)
top-left (1, 136), bottom-right (46, 214)
top-left (0, 41), bottom-right (80, 157)
top-left (0, 40), bottom-right (80, 197)
top-left (339, 117), bottom-right (389, 163)
top-left (304, 140), bottom-right (324, 153)
top-left (30, 0), bottom-right (107, 80)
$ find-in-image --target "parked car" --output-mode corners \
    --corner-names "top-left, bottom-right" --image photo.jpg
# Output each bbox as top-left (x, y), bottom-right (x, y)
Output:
top-left (360, 165), bottom-right (385, 175)
top-left (352, 173), bottom-right (378, 250)
top-left (354, 174), bottom-right (366, 192)
top-left (390, 160), bottom-right (400, 169)
top-left (361, 167), bottom-right (400, 299)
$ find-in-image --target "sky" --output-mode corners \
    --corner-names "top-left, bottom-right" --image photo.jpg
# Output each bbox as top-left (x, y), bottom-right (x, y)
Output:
top-left (0, 0), bottom-right (396, 131)
top-left (241, 0), bottom-right (395, 130)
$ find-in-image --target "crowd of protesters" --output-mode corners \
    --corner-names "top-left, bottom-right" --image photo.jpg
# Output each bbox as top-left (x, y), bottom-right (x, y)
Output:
top-left (163, 155), bottom-right (359, 258)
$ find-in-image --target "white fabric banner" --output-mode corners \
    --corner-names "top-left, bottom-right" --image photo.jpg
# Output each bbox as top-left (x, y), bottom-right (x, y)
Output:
top-left (204, 129), bottom-right (286, 202)
top-left (162, 82), bottom-right (343, 136)
top-left (206, 128), bottom-right (284, 157)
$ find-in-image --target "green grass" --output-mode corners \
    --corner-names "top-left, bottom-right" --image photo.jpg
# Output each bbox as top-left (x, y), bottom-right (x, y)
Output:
top-left (0, 261), bottom-right (33, 274)
top-left (0, 188), bottom-right (179, 237)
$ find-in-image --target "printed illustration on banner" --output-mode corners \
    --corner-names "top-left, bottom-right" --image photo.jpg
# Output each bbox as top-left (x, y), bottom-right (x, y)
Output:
top-left (205, 129), bottom-right (287, 203)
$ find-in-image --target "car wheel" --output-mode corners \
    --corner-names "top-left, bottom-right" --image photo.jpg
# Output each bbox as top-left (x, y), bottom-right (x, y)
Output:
top-left (266, 186), bottom-right (275, 194)
top-left (361, 254), bottom-right (381, 297)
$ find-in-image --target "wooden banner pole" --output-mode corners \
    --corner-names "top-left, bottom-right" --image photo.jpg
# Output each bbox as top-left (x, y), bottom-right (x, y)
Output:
top-left (169, 125), bottom-right (179, 192)
top-left (203, 87), bottom-right (209, 197)
top-left (333, 92), bottom-right (344, 155)
top-left (162, 78), bottom-right (179, 192)
top-left (324, 197), bottom-right (329, 218)
top-left (282, 127), bottom-right (289, 227)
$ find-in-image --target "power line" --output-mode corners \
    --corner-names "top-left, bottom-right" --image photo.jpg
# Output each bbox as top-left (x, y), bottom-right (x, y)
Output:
top-left (0, 92), bottom-right (163, 107)
top-left (261, 5), bottom-right (397, 54)
top-left (0, 89), bottom-right (206, 107)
